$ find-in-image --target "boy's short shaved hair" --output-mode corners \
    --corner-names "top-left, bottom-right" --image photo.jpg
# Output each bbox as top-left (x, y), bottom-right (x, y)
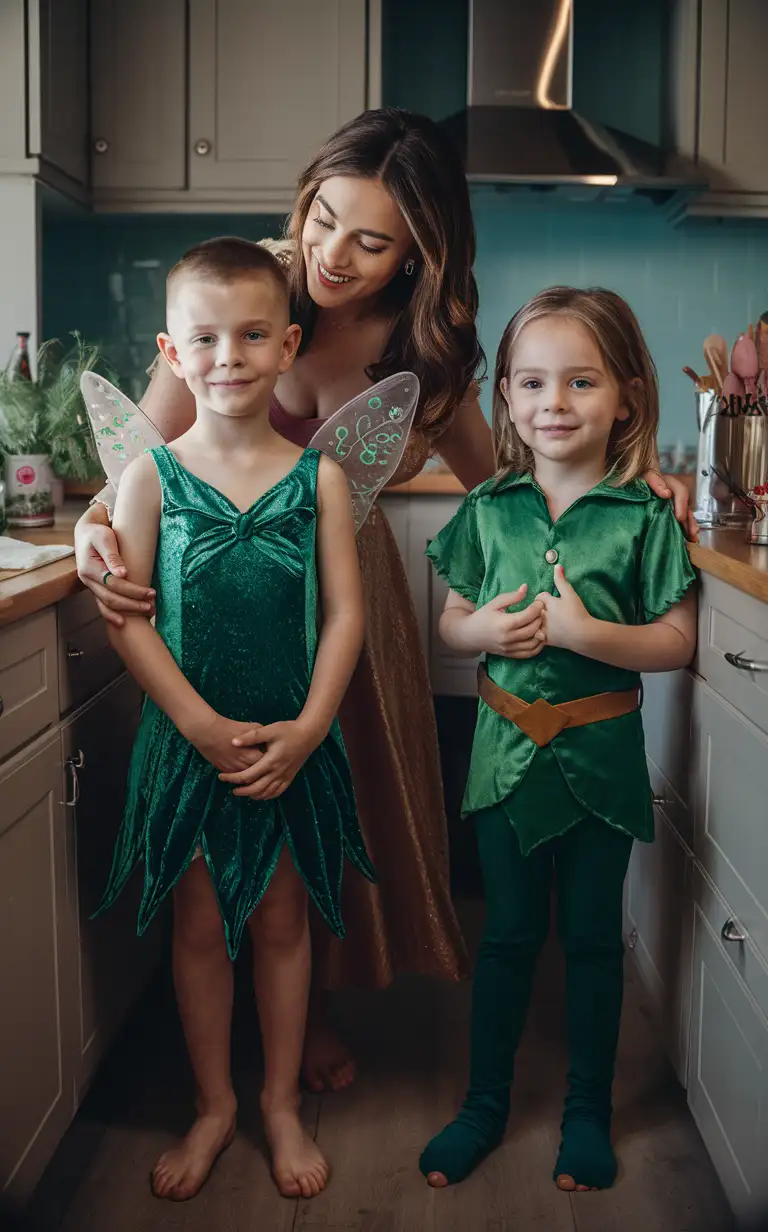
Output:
top-left (167, 236), bottom-right (289, 306)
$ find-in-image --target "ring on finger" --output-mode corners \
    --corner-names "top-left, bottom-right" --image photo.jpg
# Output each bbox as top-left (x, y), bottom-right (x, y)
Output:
top-left (102, 570), bottom-right (113, 587)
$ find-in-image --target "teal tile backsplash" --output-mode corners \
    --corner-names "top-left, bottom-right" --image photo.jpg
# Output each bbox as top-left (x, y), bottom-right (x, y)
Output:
top-left (42, 199), bottom-right (768, 450)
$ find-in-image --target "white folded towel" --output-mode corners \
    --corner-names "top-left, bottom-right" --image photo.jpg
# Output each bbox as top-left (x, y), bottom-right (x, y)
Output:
top-left (0, 536), bottom-right (75, 572)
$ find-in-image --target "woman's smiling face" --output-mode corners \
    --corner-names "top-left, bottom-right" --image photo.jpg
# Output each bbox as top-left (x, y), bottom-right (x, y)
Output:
top-left (301, 175), bottom-right (415, 311)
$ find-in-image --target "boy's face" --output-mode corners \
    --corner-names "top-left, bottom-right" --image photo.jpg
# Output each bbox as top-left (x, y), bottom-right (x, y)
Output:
top-left (159, 274), bottom-right (301, 417)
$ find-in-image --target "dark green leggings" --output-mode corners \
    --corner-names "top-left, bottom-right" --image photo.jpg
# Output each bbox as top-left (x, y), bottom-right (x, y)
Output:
top-left (420, 808), bottom-right (633, 1188)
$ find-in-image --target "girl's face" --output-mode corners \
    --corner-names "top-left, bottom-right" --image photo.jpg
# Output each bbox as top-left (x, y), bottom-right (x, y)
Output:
top-left (301, 176), bottom-right (415, 312)
top-left (500, 315), bottom-right (630, 466)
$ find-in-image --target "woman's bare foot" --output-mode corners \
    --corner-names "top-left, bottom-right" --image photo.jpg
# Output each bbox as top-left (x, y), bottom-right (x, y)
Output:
top-left (301, 1019), bottom-right (356, 1093)
top-left (151, 1105), bottom-right (236, 1201)
top-left (262, 1102), bottom-right (329, 1199)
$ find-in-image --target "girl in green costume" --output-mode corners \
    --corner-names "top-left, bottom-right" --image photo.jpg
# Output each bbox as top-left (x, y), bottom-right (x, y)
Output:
top-left (95, 239), bottom-right (375, 1204)
top-left (420, 287), bottom-right (698, 1193)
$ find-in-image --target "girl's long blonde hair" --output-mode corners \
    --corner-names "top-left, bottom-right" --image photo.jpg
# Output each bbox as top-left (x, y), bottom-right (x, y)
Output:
top-left (492, 287), bottom-right (660, 485)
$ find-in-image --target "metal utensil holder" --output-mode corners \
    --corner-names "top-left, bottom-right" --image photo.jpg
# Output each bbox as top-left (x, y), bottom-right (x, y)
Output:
top-left (694, 391), bottom-right (768, 530)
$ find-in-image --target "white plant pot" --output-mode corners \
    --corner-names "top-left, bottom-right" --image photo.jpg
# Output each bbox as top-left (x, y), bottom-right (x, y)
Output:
top-left (4, 453), bottom-right (54, 527)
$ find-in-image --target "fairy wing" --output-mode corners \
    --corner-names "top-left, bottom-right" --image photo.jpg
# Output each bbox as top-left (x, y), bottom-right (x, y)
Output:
top-left (307, 372), bottom-right (420, 532)
top-left (80, 371), bottom-right (166, 491)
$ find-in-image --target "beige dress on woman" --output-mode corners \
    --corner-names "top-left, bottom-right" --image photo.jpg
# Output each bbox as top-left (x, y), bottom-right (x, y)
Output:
top-left (269, 395), bottom-right (468, 989)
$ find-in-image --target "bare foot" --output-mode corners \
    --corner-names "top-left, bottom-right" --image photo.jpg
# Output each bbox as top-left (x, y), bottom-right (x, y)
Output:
top-left (426, 1171), bottom-right (449, 1188)
top-left (556, 1174), bottom-right (597, 1193)
top-left (301, 1019), bottom-right (356, 1093)
top-left (151, 1107), bottom-right (236, 1201)
top-left (263, 1104), bottom-right (329, 1199)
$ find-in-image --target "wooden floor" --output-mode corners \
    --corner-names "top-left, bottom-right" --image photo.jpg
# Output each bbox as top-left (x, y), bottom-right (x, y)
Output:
top-left (24, 902), bottom-right (734, 1232)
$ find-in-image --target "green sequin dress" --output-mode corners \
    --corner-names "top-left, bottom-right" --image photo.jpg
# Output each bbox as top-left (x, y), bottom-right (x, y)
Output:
top-left (95, 445), bottom-right (375, 959)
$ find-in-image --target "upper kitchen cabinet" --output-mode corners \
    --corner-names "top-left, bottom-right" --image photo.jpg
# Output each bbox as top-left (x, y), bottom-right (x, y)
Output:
top-left (90, 0), bottom-right (380, 211)
top-left (672, 0), bottom-right (768, 217)
top-left (90, 0), bottom-right (187, 193)
top-left (188, 0), bottom-right (368, 202)
top-left (0, 0), bottom-right (88, 194)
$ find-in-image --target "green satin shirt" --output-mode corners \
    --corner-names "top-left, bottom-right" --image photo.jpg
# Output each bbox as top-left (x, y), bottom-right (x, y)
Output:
top-left (426, 471), bottom-right (697, 854)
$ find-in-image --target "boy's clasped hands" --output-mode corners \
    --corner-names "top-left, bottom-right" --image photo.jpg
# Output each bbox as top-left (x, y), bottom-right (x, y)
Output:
top-left (191, 711), bottom-right (320, 799)
top-left (470, 563), bottom-right (589, 659)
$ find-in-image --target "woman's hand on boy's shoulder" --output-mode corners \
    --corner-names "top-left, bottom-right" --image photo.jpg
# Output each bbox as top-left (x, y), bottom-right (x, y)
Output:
top-left (643, 470), bottom-right (699, 542)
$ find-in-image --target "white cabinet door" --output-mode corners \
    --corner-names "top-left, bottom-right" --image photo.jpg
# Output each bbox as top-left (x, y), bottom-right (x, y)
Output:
top-left (409, 496), bottom-right (480, 697)
top-left (63, 674), bottom-right (162, 1098)
top-left (625, 806), bottom-right (694, 1086)
top-left (0, 735), bottom-right (77, 1201)
top-left (28, 0), bottom-right (88, 185)
top-left (188, 0), bottom-right (367, 198)
top-left (691, 677), bottom-right (768, 967)
top-left (90, 0), bottom-right (187, 191)
top-left (688, 866), bottom-right (768, 1225)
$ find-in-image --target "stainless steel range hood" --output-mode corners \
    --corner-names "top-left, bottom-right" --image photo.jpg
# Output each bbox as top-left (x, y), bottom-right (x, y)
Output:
top-left (440, 0), bottom-right (707, 209)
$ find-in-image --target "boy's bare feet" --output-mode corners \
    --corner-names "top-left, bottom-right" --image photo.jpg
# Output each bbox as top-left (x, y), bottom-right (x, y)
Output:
top-left (151, 1105), bottom-right (236, 1201)
top-left (262, 1101), bottom-right (329, 1199)
top-left (301, 1019), bottom-right (356, 1093)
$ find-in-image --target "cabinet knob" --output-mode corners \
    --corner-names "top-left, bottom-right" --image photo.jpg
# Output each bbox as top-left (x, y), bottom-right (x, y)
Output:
top-left (93, 138), bottom-right (109, 155)
top-left (651, 794), bottom-right (670, 807)
top-left (194, 139), bottom-right (212, 156)
top-left (724, 650), bottom-right (768, 672)
top-left (627, 928), bottom-right (638, 950)
top-left (721, 918), bottom-right (747, 944)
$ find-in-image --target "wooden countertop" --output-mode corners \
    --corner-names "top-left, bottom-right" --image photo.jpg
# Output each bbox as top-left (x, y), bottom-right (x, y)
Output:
top-left (2, 499), bottom-right (768, 629)
top-left (688, 530), bottom-right (768, 605)
top-left (0, 505), bottom-right (85, 626)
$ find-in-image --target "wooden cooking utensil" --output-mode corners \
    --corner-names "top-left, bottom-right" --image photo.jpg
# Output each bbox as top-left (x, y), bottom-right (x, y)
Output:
top-left (703, 334), bottom-right (728, 390)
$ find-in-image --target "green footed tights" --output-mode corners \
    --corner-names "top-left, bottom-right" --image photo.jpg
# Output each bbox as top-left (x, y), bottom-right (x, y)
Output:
top-left (420, 809), bottom-right (633, 1188)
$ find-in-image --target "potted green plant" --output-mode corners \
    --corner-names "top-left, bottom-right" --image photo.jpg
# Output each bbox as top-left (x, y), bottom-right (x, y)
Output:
top-left (0, 332), bottom-right (112, 527)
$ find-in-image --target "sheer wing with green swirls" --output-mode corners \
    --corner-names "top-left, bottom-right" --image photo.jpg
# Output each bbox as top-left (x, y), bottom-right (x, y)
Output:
top-left (307, 372), bottom-right (419, 532)
top-left (80, 371), bottom-right (165, 493)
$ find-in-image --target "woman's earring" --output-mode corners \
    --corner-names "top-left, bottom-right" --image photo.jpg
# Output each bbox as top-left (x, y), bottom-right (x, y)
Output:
top-left (404, 258), bottom-right (415, 276)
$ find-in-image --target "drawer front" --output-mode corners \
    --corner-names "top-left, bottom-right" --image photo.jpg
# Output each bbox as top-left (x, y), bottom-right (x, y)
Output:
top-left (688, 865), bottom-right (768, 1223)
top-left (57, 591), bottom-right (122, 715)
top-left (641, 667), bottom-right (695, 808)
top-left (0, 610), bottom-right (58, 762)
top-left (692, 679), bottom-right (768, 967)
top-left (697, 574), bottom-right (768, 737)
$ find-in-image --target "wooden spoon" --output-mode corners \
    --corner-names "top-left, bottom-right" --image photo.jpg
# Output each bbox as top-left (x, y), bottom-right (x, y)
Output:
top-left (703, 334), bottom-right (728, 390)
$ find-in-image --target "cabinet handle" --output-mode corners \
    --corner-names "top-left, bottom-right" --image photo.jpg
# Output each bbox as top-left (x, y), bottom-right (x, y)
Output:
top-left (721, 918), bottom-right (747, 944)
top-left (627, 928), bottom-right (638, 950)
top-left (651, 794), bottom-right (669, 807)
top-left (724, 650), bottom-right (768, 672)
top-left (194, 139), bottom-right (212, 156)
top-left (67, 643), bottom-right (85, 660)
top-left (62, 749), bottom-right (85, 807)
top-left (93, 138), bottom-right (109, 154)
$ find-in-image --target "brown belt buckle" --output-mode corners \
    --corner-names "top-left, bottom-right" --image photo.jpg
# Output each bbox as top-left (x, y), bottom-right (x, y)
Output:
top-left (514, 698), bottom-right (571, 747)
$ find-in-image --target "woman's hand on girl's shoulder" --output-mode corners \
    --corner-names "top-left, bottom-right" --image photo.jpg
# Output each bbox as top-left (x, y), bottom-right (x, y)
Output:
top-left (643, 470), bottom-right (699, 542)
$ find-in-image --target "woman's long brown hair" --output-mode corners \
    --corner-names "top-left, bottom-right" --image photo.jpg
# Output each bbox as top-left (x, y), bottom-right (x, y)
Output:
top-left (286, 108), bottom-right (485, 440)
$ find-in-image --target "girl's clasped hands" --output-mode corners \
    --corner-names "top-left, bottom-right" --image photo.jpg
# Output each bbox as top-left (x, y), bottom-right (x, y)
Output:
top-left (467, 563), bottom-right (590, 659)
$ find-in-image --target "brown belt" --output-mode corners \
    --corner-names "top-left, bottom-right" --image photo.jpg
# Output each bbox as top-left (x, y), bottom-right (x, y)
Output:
top-left (477, 665), bottom-right (641, 748)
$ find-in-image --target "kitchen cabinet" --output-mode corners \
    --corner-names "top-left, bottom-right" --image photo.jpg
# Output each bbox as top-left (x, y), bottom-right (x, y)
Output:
top-left (90, 0), bottom-right (380, 211)
top-left (624, 804), bottom-right (694, 1086)
top-left (89, 0), bottom-right (187, 193)
top-left (381, 492), bottom-right (480, 697)
top-left (188, 0), bottom-right (367, 198)
top-left (62, 673), bottom-right (160, 1099)
top-left (628, 571), bottom-right (768, 1225)
top-left (0, 599), bottom-right (161, 1201)
top-left (0, 0), bottom-right (88, 192)
top-left (673, 0), bottom-right (768, 217)
top-left (0, 735), bottom-right (78, 1200)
